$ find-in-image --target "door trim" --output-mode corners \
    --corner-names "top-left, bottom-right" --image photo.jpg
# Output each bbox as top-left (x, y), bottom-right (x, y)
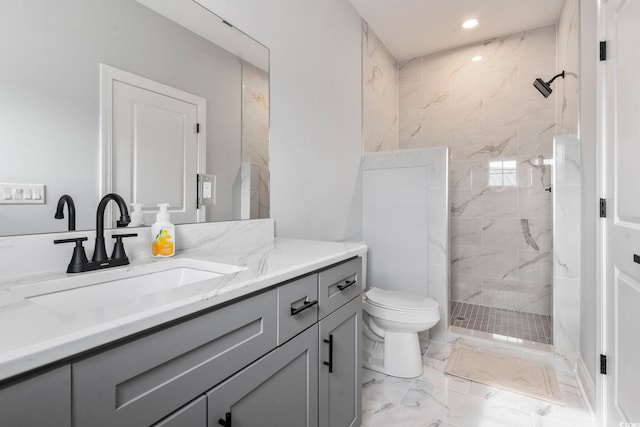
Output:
top-left (99, 63), bottom-right (207, 222)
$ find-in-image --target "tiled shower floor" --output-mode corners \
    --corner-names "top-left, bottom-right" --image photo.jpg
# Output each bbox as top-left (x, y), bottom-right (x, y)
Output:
top-left (449, 301), bottom-right (553, 345)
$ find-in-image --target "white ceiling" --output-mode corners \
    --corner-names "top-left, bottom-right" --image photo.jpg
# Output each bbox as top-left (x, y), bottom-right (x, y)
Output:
top-left (349, 0), bottom-right (564, 61)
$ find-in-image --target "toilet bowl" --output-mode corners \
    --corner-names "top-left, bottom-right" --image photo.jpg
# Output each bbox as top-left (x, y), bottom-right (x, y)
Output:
top-left (362, 287), bottom-right (440, 378)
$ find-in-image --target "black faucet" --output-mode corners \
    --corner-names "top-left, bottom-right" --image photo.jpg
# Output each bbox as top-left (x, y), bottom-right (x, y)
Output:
top-left (54, 193), bottom-right (137, 273)
top-left (54, 195), bottom-right (76, 231)
top-left (93, 193), bottom-right (131, 262)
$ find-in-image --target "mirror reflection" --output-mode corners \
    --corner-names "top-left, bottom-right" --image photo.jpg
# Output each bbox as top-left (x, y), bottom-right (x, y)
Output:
top-left (0, 0), bottom-right (270, 237)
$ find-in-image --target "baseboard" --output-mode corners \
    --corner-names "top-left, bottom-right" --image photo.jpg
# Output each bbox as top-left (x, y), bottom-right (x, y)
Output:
top-left (576, 353), bottom-right (596, 417)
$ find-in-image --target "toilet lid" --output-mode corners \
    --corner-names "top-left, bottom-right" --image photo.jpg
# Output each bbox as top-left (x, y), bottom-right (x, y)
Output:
top-left (365, 287), bottom-right (439, 311)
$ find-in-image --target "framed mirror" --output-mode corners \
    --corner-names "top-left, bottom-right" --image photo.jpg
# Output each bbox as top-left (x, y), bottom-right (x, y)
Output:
top-left (0, 0), bottom-right (269, 237)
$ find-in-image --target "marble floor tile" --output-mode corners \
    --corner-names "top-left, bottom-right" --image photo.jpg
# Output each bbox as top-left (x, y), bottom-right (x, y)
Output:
top-left (362, 339), bottom-right (595, 427)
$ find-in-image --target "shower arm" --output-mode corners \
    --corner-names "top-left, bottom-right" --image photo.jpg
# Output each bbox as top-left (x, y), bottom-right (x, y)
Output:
top-left (546, 71), bottom-right (566, 85)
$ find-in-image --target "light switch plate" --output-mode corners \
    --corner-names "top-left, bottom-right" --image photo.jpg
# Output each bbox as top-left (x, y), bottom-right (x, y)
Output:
top-left (0, 183), bottom-right (45, 204)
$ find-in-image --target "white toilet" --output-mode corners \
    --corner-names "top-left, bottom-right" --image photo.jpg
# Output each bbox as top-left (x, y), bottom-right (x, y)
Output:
top-left (362, 287), bottom-right (440, 378)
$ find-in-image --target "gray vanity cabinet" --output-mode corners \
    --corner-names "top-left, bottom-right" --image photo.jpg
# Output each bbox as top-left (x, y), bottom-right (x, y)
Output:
top-left (319, 296), bottom-right (362, 427)
top-left (207, 324), bottom-right (319, 427)
top-left (0, 256), bottom-right (364, 427)
top-left (152, 396), bottom-right (207, 427)
top-left (73, 290), bottom-right (277, 427)
top-left (0, 365), bottom-right (71, 427)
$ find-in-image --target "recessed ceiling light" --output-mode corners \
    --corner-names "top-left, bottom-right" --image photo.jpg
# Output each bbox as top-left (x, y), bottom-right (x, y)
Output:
top-left (472, 55), bottom-right (483, 62)
top-left (462, 19), bottom-right (479, 29)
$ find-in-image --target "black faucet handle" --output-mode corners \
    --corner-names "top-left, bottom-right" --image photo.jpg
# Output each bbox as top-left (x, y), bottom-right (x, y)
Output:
top-left (54, 237), bottom-right (89, 273)
top-left (111, 233), bottom-right (137, 260)
top-left (54, 237), bottom-right (88, 245)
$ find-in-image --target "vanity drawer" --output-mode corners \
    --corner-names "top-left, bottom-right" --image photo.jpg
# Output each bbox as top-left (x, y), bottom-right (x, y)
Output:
top-left (277, 274), bottom-right (318, 345)
top-left (72, 289), bottom-right (277, 427)
top-left (318, 257), bottom-right (362, 319)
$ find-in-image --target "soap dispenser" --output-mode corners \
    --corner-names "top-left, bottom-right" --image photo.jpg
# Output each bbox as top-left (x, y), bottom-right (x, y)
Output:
top-left (129, 203), bottom-right (145, 227)
top-left (151, 203), bottom-right (175, 257)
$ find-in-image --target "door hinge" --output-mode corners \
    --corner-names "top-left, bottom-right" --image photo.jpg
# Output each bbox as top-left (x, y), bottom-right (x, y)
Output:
top-left (600, 41), bottom-right (607, 61)
top-left (196, 123), bottom-right (200, 134)
top-left (600, 198), bottom-right (607, 218)
top-left (600, 354), bottom-right (607, 375)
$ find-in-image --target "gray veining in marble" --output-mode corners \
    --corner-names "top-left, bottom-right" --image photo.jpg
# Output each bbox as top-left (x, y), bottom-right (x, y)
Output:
top-left (363, 22), bottom-right (398, 153)
top-left (362, 339), bottom-right (594, 427)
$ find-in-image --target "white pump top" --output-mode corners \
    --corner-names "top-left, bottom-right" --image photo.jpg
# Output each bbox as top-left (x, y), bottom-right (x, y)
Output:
top-left (129, 203), bottom-right (145, 227)
top-left (156, 203), bottom-right (171, 222)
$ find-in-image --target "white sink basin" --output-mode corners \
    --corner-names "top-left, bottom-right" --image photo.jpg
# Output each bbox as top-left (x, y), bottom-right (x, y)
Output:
top-left (9, 258), bottom-right (245, 312)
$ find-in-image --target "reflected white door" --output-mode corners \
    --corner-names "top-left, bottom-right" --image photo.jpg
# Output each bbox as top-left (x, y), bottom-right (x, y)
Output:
top-left (101, 64), bottom-right (206, 226)
top-left (603, 0), bottom-right (640, 424)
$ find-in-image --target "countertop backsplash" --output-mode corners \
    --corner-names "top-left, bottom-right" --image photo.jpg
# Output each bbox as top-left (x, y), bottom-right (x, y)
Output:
top-left (0, 219), bottom-right (275, 282)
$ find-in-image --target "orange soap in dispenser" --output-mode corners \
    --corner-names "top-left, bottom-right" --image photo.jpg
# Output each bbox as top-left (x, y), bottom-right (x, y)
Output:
top-left (151, 203), bottom-right (175, 257)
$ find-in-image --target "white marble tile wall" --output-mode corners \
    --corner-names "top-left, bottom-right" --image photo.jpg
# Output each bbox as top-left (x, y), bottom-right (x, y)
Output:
top-left (362, 22), bottom-right (398, 153)
top-left (241, 61), bottom-right (270, 218)
top-left (362, 147), bottom-right (449, 341)
top-left (557, 0), bottom-right (580, 135)
top-left (239, 162), bottom-right (260, 220)
top-left (553, 135), bottom-right (581, 372)
top-left (0, 219), bottom-right (275, 280)
top-left (396, 25), bottom-right (557, 316)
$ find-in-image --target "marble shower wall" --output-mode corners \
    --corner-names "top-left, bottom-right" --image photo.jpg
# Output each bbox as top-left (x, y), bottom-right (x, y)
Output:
top-left (557, 0), bottom-right (580, 135)
top-left (241, 61), bottom-right (270, 218)
top-left (362, 22), bottom-right (398, 153)
top-left (553, 135), bottom-right (581, 371)
top-left (397, 25), bottom-right (557, 316)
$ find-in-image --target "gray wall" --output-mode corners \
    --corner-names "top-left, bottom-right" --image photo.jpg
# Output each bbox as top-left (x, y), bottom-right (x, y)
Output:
top-left (199, 0), bottom-right (364, 241)
top-left (0, 0), bottom-right (242, 235)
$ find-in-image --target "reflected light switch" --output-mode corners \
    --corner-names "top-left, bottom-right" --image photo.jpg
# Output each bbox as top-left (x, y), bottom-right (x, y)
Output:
top-left (0, 183), bottom-right (45, 204)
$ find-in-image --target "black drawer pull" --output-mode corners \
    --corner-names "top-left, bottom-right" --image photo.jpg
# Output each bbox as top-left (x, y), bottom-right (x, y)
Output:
top-left (323, 334), bottom-right (334, 373)
top-left (634, 254), bottom-right (640, 264)
top-left (337, 279), bottom-right (356, 291)
top-left (219, 412), bottom-right (232, 426)
top-left (290, 299), bottom-right (318, 316)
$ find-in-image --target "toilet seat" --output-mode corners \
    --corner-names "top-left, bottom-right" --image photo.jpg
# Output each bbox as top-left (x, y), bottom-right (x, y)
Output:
top-left (365, 287), bottom-right (438, 312)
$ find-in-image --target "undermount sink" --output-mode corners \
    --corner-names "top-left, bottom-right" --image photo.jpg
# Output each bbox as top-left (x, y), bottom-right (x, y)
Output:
top-left (9, 258), bottom-right (246, 312)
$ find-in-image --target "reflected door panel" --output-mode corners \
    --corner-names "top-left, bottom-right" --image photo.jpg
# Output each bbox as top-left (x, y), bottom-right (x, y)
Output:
top-left (112, 80), bottom-right (201, 226)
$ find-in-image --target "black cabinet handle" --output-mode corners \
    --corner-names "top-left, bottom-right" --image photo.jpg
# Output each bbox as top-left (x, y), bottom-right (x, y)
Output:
top-left (290, 299), bottom-right (318, 316)
top-left (218, 412), bottom-right (232, 426)
top-left (323, 334), bottom-right (334, 373)
top-left (635, 254), bottom-right (640, 264)
top-left (337, 279), bottom-right (356, 291)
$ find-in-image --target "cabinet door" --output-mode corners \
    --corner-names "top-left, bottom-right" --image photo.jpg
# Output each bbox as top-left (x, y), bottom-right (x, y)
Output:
top-left (319, 296), bottom-right (361, 427)
top-left (0, 365), bottom-right (71, 427)
top-left (208, 324), bottom-right (319, 427)
top-left (153, 395), bottom-right (206, 427)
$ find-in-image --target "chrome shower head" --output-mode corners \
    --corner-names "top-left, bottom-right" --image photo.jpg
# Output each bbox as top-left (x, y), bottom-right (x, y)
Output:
top-left (533, 71), bottom-right (565, 98)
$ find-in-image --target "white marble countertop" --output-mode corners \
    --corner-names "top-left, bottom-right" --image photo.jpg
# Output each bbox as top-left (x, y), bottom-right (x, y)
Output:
top-left (0, 238), bottom-right (367, 382)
